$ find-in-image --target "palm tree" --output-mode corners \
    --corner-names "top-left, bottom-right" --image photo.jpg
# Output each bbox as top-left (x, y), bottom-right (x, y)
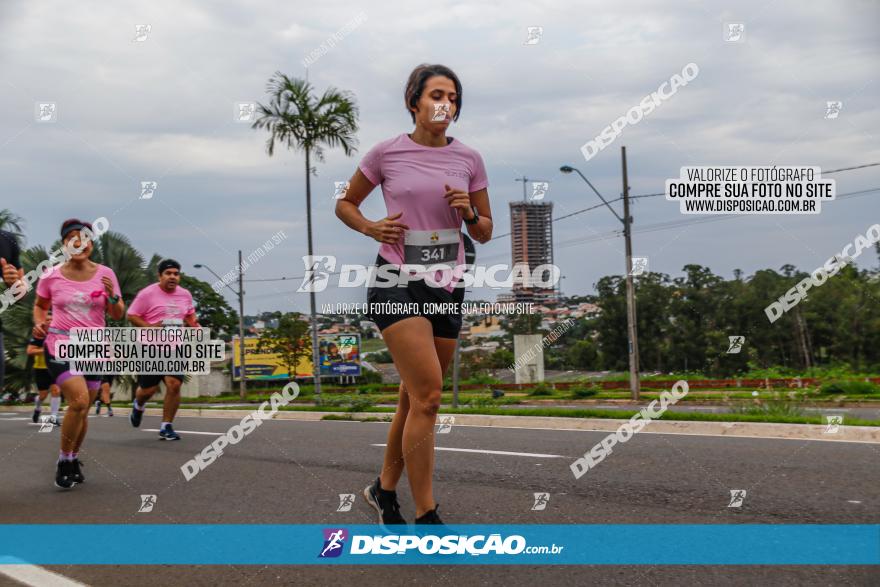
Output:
top-left (1, 245), bottom-right (46, 398)
top-left (0, 209), bottom-right (25, 241)
top-left (252, 72), bottom-right (359, 398)
top-left (91, 231), bottom-right (150, 314)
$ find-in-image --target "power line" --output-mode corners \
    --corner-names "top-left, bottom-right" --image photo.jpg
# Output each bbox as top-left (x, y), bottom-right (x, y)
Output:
top-left (823, 162), bottom-right (880, 174)
top-left (245, 164), bottom-right (880, 283)
top-left (470, 186), bottom-right (880, 261)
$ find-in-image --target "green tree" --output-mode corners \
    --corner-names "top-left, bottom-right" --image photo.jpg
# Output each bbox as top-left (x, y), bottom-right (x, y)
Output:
top-left (90, 231), bottom-right (149, 324)
top-left (179, 275), bottom-right (239, 341)
top-left (566, 339), bottom-right (598, 370)
top-left (253, 72), bottom-right (359, 399)
top-left (256, 312), bottom-right (312, 380)
top-left (1, 245), bottom-right (46, 394)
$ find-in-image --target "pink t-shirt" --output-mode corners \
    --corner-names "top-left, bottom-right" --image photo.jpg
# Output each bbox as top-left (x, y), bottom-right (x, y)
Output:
top-left (358, 133), bottom-right (489, 291)
top-left (127, 282), bottom-right (195, 325)
top-left (36, 264), bottom-right (121, 355)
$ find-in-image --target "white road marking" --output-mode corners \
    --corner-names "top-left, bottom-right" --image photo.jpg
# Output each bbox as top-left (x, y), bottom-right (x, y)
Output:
top-left (0, 564), bottom-right (89, 586)
top-left (425, 423), bottom-right (880, 445)
top-left (371, 443), bottom-right (564, 458)
top-left (142, 428), bottom-right (223, 436)
top-left (0, 417), bottom-right (31, 421)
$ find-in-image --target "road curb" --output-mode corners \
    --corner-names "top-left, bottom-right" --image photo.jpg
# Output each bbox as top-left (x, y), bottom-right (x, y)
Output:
top-left (3, 406), bottom-right (876, 442)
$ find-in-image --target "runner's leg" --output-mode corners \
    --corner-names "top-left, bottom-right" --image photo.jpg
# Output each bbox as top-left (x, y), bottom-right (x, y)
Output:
top-left (134, 385), bottom-right (159, 408)
top-left (380, 336), bottom-right (456, 492)
top-left (381, 316), bottom-right (444, 517)
top-left (58, 377), bottom-right (90, 454)
top-left (378, 382), bottom-right (409, 491)
top-left (73, 387), bottom-right (99, 453)
top-left (162, 377), bottom-right (181, 423)
top-left (49, 385), bottom-right (61, 418)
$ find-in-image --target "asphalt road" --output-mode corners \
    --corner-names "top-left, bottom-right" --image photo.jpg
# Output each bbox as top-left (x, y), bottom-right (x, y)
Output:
top-left (0, 410), bottom-right (877, 586)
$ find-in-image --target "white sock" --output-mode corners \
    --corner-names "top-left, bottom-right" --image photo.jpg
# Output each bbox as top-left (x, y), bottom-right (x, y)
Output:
top-left (49, 396), bottom-right (61, 416)
top-left (160, 422), bottom-right (171, 431)
top-left (34, 397), bottom-right (43, 409)
top-left (133, 400), bottom-right (144, 411)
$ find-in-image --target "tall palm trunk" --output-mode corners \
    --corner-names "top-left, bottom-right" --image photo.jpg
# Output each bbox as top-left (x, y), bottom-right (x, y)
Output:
top-left (305, 148), bottom-right (322, 398)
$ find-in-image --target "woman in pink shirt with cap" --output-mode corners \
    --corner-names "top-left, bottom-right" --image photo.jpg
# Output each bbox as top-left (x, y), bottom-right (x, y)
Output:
top-left (336, 63), bottom-right (493, 525)
top-left (33, 218), bottom-right (125, 489)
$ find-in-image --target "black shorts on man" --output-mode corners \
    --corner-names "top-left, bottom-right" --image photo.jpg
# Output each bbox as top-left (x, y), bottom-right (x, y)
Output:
top-left (137, 374), bottom-right (184, 389)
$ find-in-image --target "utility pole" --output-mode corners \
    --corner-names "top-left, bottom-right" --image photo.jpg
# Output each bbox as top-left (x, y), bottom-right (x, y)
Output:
top-left (193, 258), bottom-right (248, 400)
top-left (238, 249), bottom-right (247, 400)
top-left (621, 147), bottom-right (641, 400)
top-left (452, 337), bottom-right (460, 409)
top-left (452, 235), bottom-right (476, 409)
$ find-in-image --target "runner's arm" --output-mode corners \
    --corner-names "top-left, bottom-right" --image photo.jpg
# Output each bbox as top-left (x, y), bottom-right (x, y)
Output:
top-left (0, 232), bottom-right (22, 287)
top-left (33, 295), bottom-right (50, 338)
top-left (107, 298), bottom-right (125, 320)
top-left (100, 275), bottom-right (125, 320)
top-left (464, 187), bottom-right (492, 244)
top-left (26, 344), bottom-right (42, 356)
top-left (335, 169), bottom-right (409, 243)
top-left (184, 312), bottom-right (200, 328)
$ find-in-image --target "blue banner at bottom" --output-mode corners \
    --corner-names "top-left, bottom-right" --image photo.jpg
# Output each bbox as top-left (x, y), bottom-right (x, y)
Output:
top-left (1, 525), bottom-right (877, 565)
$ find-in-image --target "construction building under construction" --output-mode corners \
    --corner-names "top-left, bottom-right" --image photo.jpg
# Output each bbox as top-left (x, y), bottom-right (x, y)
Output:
top-left (508, 201), bottom-right (556, 304)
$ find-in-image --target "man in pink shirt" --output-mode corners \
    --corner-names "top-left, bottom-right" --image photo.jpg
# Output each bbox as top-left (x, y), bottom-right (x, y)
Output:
top-left (127, 259), bottom-right (199, 440)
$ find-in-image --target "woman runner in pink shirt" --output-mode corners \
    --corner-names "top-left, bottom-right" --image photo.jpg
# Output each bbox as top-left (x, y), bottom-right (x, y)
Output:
top-left (336, 64), bottom-right (493, 525)
top-left (33, 218), bottom-right (125, 489)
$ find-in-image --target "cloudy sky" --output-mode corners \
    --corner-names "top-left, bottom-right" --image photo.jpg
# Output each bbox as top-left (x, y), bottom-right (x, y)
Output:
top-left (1, 0), bottom-right (878, 314)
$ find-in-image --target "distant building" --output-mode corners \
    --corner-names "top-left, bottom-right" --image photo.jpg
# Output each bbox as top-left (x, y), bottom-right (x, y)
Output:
top-left (572, 302), bottom-right (601, 318)
top-left (509, 201), bottom-right (556, 304)
top-left (468, 315), bottom-right (503, 339)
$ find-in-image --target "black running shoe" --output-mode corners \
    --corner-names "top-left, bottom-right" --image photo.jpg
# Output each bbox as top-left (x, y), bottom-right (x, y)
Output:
top-left (363, 477), bottom-right (407, 525)
top-left (130, 406), bottom-right (143, 428)
top-left (415, 505), bottom-right (444, 525)
top-left (107, 406), bottom-right (113, 417)
top-left (71, 459), bottom-right (85, 484)
top-left (159, 424), bottom-right (180, 441)
top-left (55, 460), bottom-right (76, 489)
top-left (32, 408), bottom-right (41, 423)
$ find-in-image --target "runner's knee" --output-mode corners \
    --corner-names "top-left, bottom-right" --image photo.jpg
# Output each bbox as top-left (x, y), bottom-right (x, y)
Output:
top-left (409, 385), bottom-right (442, 417)
top-left (66, 395), bottom-right (90, 412)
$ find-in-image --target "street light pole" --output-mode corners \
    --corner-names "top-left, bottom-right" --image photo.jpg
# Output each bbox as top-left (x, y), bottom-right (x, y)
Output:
top-left (621, 147), bottom-right (641, 400)
top-left (560, 151), bottom-right (641, 400)
top-left (452, 235), bottom-right (477, 410)
top-left (237, 250), bottom-right (247, 400)
top-left (193, 259), bottom-right (248, 400)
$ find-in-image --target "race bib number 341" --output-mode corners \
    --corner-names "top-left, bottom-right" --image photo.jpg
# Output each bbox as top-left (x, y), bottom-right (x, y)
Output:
top-left (404, 229), bottom-right (460, 268)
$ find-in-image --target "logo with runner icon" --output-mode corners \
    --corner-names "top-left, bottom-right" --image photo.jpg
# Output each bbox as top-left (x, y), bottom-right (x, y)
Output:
top-left (531, 492), bottom-right (550, 511)
top-left (138, 494), bottom-right (157, 513)
top-left (319, 528), bottom-right (348, 558)
top-left (336, 494), bottom-right (355, 512)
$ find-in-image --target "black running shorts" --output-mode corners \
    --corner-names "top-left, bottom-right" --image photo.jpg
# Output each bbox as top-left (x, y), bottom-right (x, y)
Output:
top-left (366, 255), bottom-right (465, 339)
top-left (34, 368), bottom-right (53, 391)
top-left (137, 374), bottom-right (184, 389)
top-left (43, 348), bottom-right (103, 390)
